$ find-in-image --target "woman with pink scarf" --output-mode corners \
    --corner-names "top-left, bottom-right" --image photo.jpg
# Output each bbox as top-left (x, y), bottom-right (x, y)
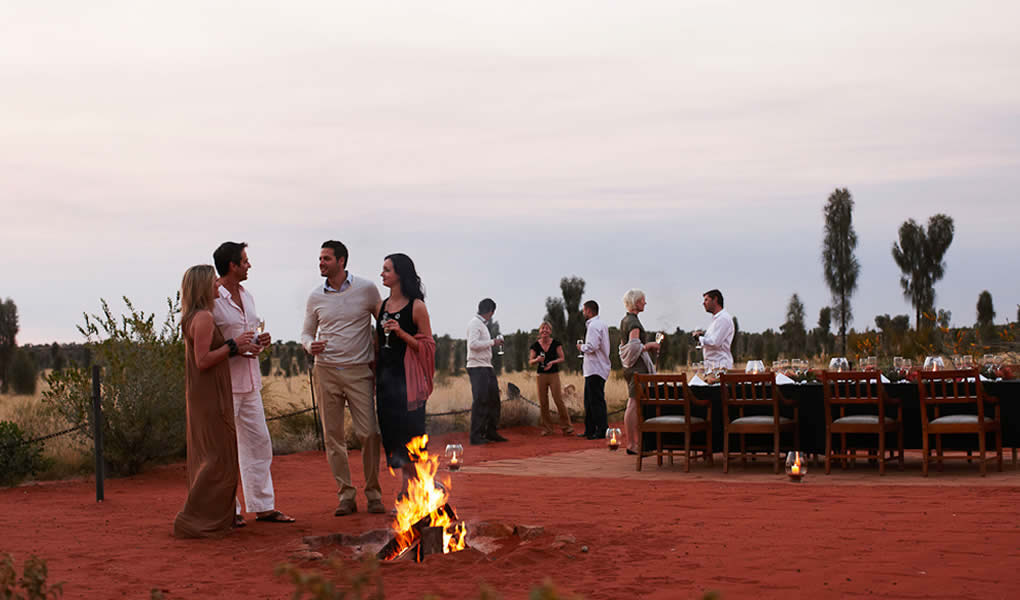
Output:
top-left (375, 253), bottom-right (435, 478)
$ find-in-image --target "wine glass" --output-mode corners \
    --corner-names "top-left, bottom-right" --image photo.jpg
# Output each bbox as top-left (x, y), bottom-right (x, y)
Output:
top-left (496, 334), bottom-right (505, 356)
top-left (576, 339), bottom-right (584, 359)
top-left (655, 332), bottom-right (665, 344)
top-left (893, 356), bottom-right (904, 374)
top-left (255, 318), bottom-right (266, 348)
top-left (381, 312), bottom-right (392, 349)
top-left (538, 351), bottom-right (546, 371)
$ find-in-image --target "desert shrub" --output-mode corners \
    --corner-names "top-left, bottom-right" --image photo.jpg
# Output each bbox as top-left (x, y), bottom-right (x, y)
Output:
top-left (0, 553), bottom-right (64, 599)
top-left (267, 400), bottom-right (321, 455)
top-left (42, 297), bottom-right (185, 476)
top-left (7, 348), bottom-right (38, 395)
top-left (0, 421), bottom-right (45, 486)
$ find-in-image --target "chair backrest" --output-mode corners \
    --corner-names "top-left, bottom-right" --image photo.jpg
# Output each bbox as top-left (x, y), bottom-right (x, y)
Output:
top-left (916, 368), bottom-right (985, 423)
top-left (720, 372), bottom-right (780, 420)
top-left (634, 373), bottom-right (692, 418)
top-left (819, 371), bottom-right (889, 421)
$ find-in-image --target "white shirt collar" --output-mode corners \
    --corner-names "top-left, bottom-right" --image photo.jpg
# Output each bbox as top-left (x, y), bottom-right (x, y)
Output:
top-left (324, 271), bottom-right (354, 293)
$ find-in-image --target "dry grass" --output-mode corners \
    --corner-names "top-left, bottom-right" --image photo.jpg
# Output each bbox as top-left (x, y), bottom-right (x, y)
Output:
top-left (0, 373), bottom-right (92, 480)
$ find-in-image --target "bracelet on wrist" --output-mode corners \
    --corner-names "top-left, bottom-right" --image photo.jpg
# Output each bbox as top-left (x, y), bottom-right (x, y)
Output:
top-left (226, 338), bottom-right (239, 356)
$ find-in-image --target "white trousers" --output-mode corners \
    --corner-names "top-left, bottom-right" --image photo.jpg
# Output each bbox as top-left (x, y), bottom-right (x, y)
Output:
top-left (232, 389), bottom-right (276, 513)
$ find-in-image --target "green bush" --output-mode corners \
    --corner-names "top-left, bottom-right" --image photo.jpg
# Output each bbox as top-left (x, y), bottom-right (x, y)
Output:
top-left (0, 553), bottom-right (64, 599)
top-left (0, 421), bottom-right (44, 486)
top-left (42, 297), bottom-right (185, 476)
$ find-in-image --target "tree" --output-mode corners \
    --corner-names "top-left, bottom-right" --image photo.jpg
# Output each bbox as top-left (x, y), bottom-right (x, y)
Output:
top-left (874, 314), bottom-right (911, 355)
top-left (49, 342), bottom-right (66, 372)
top-left (821, 188), bottom-right (860, 354)
top-left (814, 306), bottom-right (833, 356)
top-left (976, 290), bottom-right (996, 343)
top-left (891, 214), bottom-right (955, 330)
top-left (780, 294), bottom-right (807, 356)
top-left (0, 298), bottom-right (18, 393)
top-left (543, 276), bottom-right (586, 372)
top-left (8, 348), bottom-right (37, 395)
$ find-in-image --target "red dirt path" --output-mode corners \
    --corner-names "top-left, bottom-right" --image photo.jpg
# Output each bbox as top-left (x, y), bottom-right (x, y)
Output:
top-left (4, 425), bottom-right (1020, 599)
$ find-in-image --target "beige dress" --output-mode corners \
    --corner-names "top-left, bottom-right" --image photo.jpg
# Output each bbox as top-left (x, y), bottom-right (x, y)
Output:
top-left (173, 314), bottom-right (239, 538)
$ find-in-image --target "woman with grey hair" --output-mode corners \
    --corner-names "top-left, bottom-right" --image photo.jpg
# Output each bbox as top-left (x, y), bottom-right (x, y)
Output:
top-left (619, 288), bottom-right (660, 454)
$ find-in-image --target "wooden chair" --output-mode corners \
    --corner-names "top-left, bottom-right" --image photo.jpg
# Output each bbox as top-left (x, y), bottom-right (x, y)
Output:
top-left (820, 371), bottom-right (903, 475)
top-left (634, 373), bottom-right (713, 472)
top-left (720, 372), bottom-right (799, 474)
top-left (917, 369), bottom-right (1002, 476)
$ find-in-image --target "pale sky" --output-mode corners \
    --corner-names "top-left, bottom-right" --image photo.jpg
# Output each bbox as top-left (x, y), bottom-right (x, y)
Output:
top-left (4, 1), bottom-right (1019, 345)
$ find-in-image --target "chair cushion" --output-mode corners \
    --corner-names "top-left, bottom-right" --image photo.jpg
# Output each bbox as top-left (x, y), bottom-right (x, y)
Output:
top-left (832, 415), bottom-right (893, 425)
top-left (731, 416), bottom-right (792, 425)
top-left (930, 415), bottom-right (994, 424)
top-left (645, 415), bottom-right (704, 425)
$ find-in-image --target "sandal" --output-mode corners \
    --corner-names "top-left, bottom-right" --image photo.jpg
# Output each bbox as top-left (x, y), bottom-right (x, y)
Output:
top-left (255, 510), bottom-right (296, 523)
top-left (233, 514), bottom-right (247, 528)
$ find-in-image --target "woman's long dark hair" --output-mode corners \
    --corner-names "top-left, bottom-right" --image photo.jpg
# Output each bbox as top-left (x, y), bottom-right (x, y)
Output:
top-left (386, 253), bottom-right (425, 302)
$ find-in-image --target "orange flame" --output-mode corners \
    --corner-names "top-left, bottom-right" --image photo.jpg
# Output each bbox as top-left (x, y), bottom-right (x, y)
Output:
top-left (389, 435), bottom-right (467, 558)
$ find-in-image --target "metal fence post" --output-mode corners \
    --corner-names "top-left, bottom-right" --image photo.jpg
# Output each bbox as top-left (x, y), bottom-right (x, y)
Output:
top-left (91, 365), bottom-right (104, 502)
top-left (308, 364), bottom-right (324, 451)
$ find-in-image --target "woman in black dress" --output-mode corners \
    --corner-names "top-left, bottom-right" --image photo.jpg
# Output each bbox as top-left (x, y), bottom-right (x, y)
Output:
top-left (376, 253), bottom-right (434, 475)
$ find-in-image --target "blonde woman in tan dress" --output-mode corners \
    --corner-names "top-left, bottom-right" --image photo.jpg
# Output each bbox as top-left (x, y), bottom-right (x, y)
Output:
top-left (173, 265), bottom-right (258, 538)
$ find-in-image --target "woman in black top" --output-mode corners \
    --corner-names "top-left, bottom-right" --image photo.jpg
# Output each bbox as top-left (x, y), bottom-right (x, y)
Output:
top-left (528, 322), bottom-right (573, 436)
top-left (375, 254), bottom-right (432, 471)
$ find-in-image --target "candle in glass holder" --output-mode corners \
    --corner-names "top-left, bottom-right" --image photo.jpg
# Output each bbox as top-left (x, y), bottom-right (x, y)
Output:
top-left (785, 451), bottom-right (807, 482)
top-left (445, 443), bottom-right (463, 471)
top-left (606, 428), bottom-right (621, 451)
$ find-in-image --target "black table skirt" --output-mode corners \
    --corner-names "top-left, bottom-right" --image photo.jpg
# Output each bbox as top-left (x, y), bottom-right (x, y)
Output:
top-left (641, 381), bottom-right (1020, 455)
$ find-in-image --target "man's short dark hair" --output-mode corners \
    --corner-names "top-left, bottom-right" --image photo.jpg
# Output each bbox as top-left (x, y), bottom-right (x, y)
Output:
top-left (213, 241), bottom-right (247, 276)
top-left (583, 300), bottom-right (599, 315)
top-left (321, 241), bottom-right (349, 267)
top-left (704, 289), bottom-right (724, 308)
top-left (478, 298), bottom-right (496, 315)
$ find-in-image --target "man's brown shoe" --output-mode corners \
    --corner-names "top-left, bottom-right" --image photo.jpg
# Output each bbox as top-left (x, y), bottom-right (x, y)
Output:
top-left (334, 499), bottom-right (357, 516)
top-left (366, 499), bottom-right (386, 514)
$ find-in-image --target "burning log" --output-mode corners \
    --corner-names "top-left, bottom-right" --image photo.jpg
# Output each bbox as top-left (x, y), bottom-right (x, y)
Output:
top-left (377, 504), bottom-right (459, 561)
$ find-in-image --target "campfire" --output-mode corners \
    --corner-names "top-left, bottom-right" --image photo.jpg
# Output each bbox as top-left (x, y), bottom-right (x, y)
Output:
top-left (377, 435), bottom-right (468, 562)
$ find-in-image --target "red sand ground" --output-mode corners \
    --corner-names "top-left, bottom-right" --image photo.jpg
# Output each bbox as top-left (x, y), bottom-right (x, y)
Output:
top-left (4, 425), bottom-right (1020, 599)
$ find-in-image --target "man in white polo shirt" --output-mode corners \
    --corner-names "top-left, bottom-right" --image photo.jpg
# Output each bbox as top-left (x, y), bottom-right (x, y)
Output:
top-left (301, 240), bottom-right (384, 516)
top-left (692, 288), bottom-right (735, 369)
top-left (212, 242), bottom-right (294, 525)
top-left (466, 298), bottom-right (506, 445)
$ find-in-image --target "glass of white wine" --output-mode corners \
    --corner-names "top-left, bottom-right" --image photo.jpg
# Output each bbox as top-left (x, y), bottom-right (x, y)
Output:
top-left (381, 312), bottom-right (392, 349)
top-left (496, 334), bottom-right (505, 356)
top-left (576, 339), bottom-right (584, 359)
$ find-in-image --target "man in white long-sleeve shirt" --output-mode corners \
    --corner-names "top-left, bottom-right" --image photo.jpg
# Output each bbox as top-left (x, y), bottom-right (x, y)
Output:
top-left (577, 300), bottom-right (611, 439)
top-left (212, 242), bottom-right (294, 525)
top-left (466, 298), bottom-right (507, 445)
top-left (692, 289), bottom-right (735, 369)
top-left (301, 240), bottom-right (385, 517)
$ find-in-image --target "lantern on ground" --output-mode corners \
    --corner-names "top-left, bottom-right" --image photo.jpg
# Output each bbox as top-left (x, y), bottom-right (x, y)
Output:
top-left (785, 451), bottom-right (808, 482)
top-left (445, 444), bottom-right (463, 471)
top-left (605, 428), bottom-right (621, 451)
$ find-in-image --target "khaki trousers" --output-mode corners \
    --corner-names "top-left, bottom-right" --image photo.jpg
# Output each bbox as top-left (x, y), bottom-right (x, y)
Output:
top-left (313, 364), bottom-right (382, 503)
top-left (537, 372), bottom-right (572, 433)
